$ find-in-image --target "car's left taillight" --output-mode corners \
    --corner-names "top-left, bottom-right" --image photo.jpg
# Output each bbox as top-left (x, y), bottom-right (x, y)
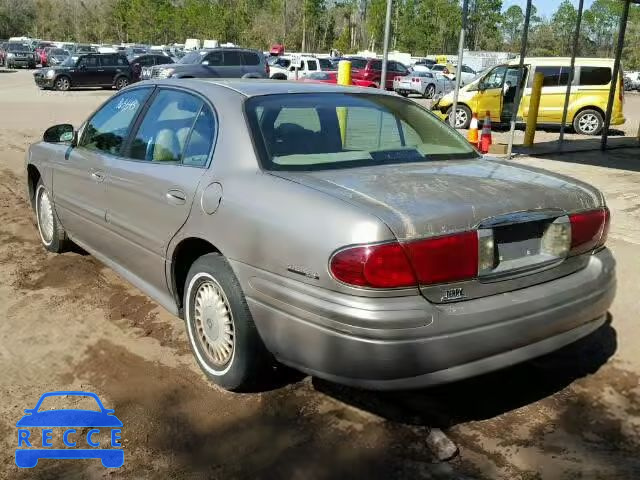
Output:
top-left (265, 61), bottom-right (270, 77)
top-left (569, 207), bottom-right (610, 256)
top-left (329, 231), bottom-right (479, 289)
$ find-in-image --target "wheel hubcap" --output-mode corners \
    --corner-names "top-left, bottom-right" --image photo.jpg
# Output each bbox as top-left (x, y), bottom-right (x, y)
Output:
top-left (579, 114), bottom-right (598, 133)
top-left (37, 188), bottom-right (54, 244)
top-left (193, 279), bottom-right (234, 367)
top-left (449, 108), bottom-right (467, 128)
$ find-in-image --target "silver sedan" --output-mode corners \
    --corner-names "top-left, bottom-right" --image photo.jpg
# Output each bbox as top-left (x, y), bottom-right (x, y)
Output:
top-left (26, 80), bottom-right (615, 391)
top-left (393, 70), bottom-right (454, 99)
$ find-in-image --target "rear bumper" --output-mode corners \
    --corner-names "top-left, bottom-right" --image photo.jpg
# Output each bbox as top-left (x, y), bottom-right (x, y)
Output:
top-left (237, 248), bottom-right (616, 390)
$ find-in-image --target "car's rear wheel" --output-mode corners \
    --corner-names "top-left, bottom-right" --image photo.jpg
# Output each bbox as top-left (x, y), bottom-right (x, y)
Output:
top-left (423, 83), bottom-right (436, 99)
top-left (115, 76), bottom-right (129, 90)
top-left (573, 109), bottom-right (604, 136)
top-left (446, 104), bottom-right (472, 129)
top-left (398, 91), bottom-right (408, 97)
top-left (35, 180), bottom-right (68, 253)
top-left (54, 76), bottom-right (70, 91)
top-left (184, 253), bottom-right (272, 391)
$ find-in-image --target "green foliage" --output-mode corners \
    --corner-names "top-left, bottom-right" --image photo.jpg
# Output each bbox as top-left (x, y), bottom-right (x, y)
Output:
top-left (0, 0), bottom-right (637, 70)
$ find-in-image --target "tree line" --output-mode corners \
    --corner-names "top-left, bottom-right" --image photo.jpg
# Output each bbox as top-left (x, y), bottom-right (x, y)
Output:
top-left (1, 0), bottom-right (638, 68)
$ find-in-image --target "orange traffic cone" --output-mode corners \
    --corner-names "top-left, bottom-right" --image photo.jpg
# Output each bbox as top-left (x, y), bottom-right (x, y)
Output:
top-left (467, 113), bottom-right (479, 147)
top-left (480, 111), bottom-right (492, 153)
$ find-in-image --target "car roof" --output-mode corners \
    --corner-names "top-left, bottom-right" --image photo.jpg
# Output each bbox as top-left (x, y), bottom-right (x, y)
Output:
top-left (148, 78), bottom-right (394, 98)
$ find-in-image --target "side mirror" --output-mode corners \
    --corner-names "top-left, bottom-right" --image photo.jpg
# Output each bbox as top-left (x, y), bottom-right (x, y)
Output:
top-left (43, 124), bottom-right (75, 144)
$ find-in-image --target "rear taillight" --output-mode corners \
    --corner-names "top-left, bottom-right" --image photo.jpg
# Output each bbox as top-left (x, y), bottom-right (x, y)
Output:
top-left (265, 62), bottom-right (270, 76)
top-left (394, 76), bottom-right (400, 82)
top-left (330, 231), bottom-right (479, 289)
top-left (330, 242), bottom-right (416, 288)
top-left (404, 232), bottom-right (478, 285)
top-left (569, 208), bottom-right (610, 256)
top-left (412, 77), bottom-right (420, 83)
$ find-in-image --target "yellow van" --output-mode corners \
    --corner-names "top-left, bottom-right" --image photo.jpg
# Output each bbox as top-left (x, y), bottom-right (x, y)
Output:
top-left (432, 57), bottom-right (625, 135)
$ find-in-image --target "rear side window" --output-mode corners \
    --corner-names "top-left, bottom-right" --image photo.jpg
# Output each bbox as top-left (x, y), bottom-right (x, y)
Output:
top-left (370, 60), bottom-right (382, 70)
top-left (241, 52), bottom-right (260, 66)
top-left (318, 58), bottom-right (332, 69)
top-left (579, 66), bottom-right (612, 86)
top-left (156, 56), bottom-right (173, 65)
top-left (80, 88), bottom-right (152, 155)
top-left (129, 90), bottom-right (214, 166)
top-left (307, 60), bottom-right (318, 71)
top-left (223, 50), bottom-right (241, 66)
top-left (535, 66), bottom-right (569, 87)
top-left (101, 55), bottom-right (127, 67)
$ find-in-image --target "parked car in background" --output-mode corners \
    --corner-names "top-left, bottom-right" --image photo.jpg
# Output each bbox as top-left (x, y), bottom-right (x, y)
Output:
top-left (148, 47), bottom-right (268, 79)
top-left (125, 46), bottom-right (149, 57)
top-left (71, 44), bottom-right (97, 54)
top-left (129, 53), bottom-right (174, 81)
top-left (411, 59), bottom-right (436, 72)
top-left (5, 43), bottom-right (36, 69)
top-left (393, 70), bottom-right (454, 99)
top-left (433, 57), bottom-right (625, 135)
top-left (34, 42), bottom-right (54, 65)
top-left (451, 64), bottom-right (477, 86)
top-left (269, 55), bottom-right (328, 80)
top-left (29, 79), bottom-right (615, 392)
top-left (345, 56), bottom-right (410, 89)
top-left (44, 47), bottom-right (70, 66)
top-left (33, 53), bottom-right (133, 91)
top-left (429, 63), bottom-right (451, 76)
top-left (624, 71), bottom-right (640, 91)
top-left (299, 70), bottom-right (377, 87)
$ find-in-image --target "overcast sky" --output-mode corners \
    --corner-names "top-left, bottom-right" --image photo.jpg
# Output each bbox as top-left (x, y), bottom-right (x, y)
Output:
top-left (501, 0), bottom-right (596, 18)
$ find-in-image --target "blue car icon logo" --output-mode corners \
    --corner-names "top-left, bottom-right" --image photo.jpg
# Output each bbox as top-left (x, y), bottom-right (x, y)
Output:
top-left (15, 391), bottom-right (123, 468)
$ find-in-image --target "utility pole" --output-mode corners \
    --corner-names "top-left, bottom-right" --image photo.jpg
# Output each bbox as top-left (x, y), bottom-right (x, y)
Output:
top-left (379, 0), bottom-right (393, 90)
top-left (301, 0), bottom-right (307, 52)
top-left (450, 0), bottom-right (469, 128)
top-left (283, 0), bottom-right (286, 45)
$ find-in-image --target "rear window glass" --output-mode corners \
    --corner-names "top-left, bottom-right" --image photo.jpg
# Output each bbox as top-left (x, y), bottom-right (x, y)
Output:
top-left (241, 52), bottom-right (260, 65)
top-left (245, 93), bottom-right (478, 171)
top-left (579, 66), bottom-right (612, 86)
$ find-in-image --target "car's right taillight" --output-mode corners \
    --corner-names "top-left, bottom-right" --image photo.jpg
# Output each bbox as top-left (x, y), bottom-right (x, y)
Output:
top-left (569, 207), bottom-right (610, 256)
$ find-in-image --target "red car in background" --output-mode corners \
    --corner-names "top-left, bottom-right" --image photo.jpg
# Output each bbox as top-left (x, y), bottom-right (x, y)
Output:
top-left (299, 71), bottom-right (378, 88)
top-left (343, 57), bottom-right (410, 89)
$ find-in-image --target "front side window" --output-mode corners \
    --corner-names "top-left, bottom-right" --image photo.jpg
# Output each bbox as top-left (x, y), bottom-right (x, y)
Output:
top-left (246, 93), bottom-right (478, 171)
top-left (129, 90), bottom-right (212, 164)
top-left (482, 65), bottom-right (507, 89)
top-left (80, 88), bottom-right (152, 155)
top-left (579, 66), bottom-right (612, 86)
top-left (204, 51), bottom-right (223, 66)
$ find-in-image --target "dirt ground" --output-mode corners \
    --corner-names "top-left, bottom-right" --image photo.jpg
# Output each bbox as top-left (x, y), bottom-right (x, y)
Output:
top-left (1, 69), bottom-right (639, 479)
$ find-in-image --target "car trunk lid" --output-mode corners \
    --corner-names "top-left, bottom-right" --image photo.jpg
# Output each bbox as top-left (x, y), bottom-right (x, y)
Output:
top-left (272, 159), bottom-right (604, 302)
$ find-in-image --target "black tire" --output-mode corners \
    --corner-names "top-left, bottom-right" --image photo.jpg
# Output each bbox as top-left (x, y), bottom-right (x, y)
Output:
top-left (398, 91), bottom-right (408, 97)
top-left (446, 104), bottom-right (472, 129)
top-left (54, 76), bottom-right (71, 91)
top-left (573, 109), bottom-right (604, 136)
top-left (184, 253), bottom-right (272, 391)
top-left (115, 76), bottom-right (129, 90)
top-left (270, 74), bottom-right (287, 80)
top-left (423, 83), bottom-right (436, 99)
top-left (34, 180), bottom-right (68, 253)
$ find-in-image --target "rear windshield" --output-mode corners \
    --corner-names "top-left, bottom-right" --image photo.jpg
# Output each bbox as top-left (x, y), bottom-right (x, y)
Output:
top-left (245, 93), bottom-right (478, 171)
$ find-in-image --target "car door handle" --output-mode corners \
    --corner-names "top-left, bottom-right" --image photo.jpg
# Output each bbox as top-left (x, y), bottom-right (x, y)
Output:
top-left (166, 189), bottom-right (186, 205)
top-left (91, 171), bottom-right (105, 182)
